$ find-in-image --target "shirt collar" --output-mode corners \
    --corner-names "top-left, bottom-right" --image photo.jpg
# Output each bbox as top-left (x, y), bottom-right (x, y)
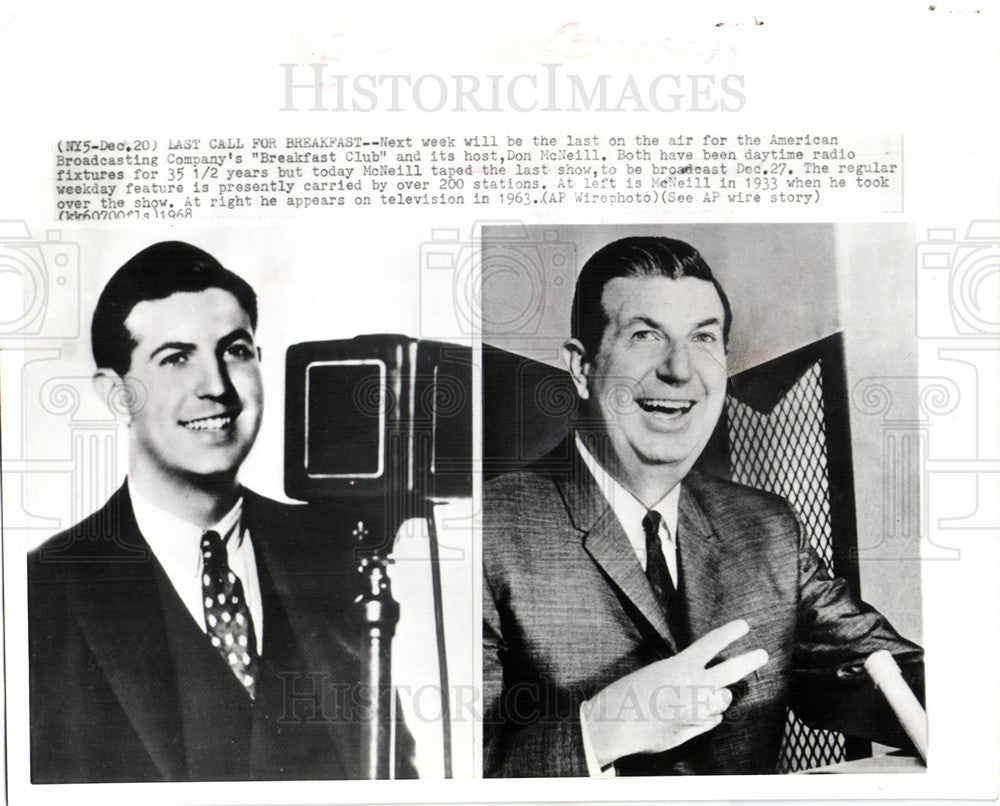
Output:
top-left (574, 433), bottom-right (680, 540)
top-left (129, 480), bottom-right (244, 577)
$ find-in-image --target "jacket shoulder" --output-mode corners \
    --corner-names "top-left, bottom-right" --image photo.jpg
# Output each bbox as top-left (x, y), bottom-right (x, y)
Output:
top-left (241, 489), bottom-right (362, 548)
top-left (684, 471), bottom-right (796, 514)
top-left (242, 490), bottom-right (368, 598)
top-left (28, 486), bottom-right (148, 578)
top-left (241, 488), bottom-right (308, 529)
top-left (484, 463), bottom-right (566, 524)
top-left (485, 463), bottom-right (560, 497)
top-left (482, 457), bottom-right (581, 576)
top-left (683, 471), bottom-right (802, 551)
top-left (485, 439), bottom-right (577, 507)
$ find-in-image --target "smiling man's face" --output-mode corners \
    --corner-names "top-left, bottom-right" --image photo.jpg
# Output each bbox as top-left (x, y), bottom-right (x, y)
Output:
top-left (572, 274), bottom-right (728, 492)
top-left (114, 287), bottom-right (263, 486)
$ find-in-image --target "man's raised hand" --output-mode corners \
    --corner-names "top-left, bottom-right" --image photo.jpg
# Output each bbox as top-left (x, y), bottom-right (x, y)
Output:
top-left (581, 619), bottom-right (769, 768)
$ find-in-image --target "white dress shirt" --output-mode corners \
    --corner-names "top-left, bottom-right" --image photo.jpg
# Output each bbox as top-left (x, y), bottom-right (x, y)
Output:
top-left (130, 482), bottom-right (264, 654)
top-left (574, 434), bottom-right (680, 584)
top-left (574, 434), bottom-right (683, 776)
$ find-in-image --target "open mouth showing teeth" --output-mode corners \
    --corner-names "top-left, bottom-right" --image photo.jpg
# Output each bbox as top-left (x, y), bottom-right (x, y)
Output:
top-left (635, 398), bottom-right (694, 416)
top-left (180, 415), bottom-right (235, 431)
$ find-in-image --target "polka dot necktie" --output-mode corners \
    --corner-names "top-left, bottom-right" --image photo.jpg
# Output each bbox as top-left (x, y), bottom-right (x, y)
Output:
top-left (201, 530), bottom-right (259, 698)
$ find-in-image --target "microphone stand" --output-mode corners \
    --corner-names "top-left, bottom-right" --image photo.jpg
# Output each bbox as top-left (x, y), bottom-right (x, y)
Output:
top-left (353, 499), bottom-right (453, 779)
top-left (354, 518), bottom-right (399, 780)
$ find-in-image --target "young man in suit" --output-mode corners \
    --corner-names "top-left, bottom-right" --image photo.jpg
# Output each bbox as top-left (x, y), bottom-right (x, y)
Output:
top-left (28, 241), bottom-right (415, 782)
top-left (483, 236), bottom-right (924, 776)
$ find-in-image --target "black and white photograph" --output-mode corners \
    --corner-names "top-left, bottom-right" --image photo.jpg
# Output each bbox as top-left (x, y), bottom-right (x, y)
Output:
top-left (1, 3), bottom-right (998, 805)
top-left (482, 224), bottom-right (927, 776)
top-left (11, 227), bottom-right (476, 783)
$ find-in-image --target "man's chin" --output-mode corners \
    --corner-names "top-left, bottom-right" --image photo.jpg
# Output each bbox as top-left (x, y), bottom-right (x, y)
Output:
top-left (175, 465), bottom-right (245, 491)
top-left (170, 447), bottom-right (251, 484)
top-left (632, 433), bottom-right (706, 468)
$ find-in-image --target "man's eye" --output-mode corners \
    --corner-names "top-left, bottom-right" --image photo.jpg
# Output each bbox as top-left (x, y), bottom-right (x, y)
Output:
top-left (631, 330), bottom-right (660, 342)
top-left (225, 343), bottom-right (255, 361)
top-left (692, 332), bottom-right (718, 344)
top-left (159, 353), bottom-right (188, 366)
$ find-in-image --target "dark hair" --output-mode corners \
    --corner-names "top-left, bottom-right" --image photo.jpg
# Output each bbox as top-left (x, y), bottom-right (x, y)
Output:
top-left (91, 241), bottom-right (258, 374)
top-left (570, 236), bottom-right (732, 355)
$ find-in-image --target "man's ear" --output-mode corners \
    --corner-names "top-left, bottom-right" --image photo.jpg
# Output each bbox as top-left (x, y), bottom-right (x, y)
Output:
top-left (93, 369), bottom-right (134, 425)
top-left (562, 338), bottom-right (591, 400)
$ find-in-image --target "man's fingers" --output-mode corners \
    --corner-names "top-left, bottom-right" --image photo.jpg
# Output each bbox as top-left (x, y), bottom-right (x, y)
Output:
top-left (703, 686), bottom-right (733, 716)
top-left (704, 648), bottom-right (769, 688)
top-left (673, 712), bottom-right (724, 746)
top-left (683, 618), bottom-right (750, 665)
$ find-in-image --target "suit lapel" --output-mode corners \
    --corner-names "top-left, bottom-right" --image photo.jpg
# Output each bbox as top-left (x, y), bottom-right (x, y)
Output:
top-left (555, 444), bottom-right (679, 653)
top-left (676, 483), bottom-right (723, 642)
top-left (246, 495), bottom-right (357, 779)
top-left (67, 485), bottom-right (186, 780)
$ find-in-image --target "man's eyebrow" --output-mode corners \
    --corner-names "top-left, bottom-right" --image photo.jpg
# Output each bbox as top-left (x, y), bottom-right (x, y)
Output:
top-left (149, 341), bottom-right (196, 360)
top-left (622, 315), bottom-right (662, 329)
top-left (621, 315), bottom-right (723, 331)
top-left (217, 328), bottom-right (255, 348)
top-left (146, 330), bottom-right (254, 361)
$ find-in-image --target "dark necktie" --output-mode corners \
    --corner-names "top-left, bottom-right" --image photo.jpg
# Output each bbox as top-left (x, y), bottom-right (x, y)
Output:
top-left (642, 509), bottom-right (675, 603)
top-left (642, 508), bottom-right (690, 649)
top-left (201, 530), bottom-right (259, 698)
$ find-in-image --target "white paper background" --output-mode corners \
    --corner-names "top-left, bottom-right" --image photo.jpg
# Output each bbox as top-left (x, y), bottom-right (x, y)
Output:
top-left (2, 1), bottom-right (998, 803)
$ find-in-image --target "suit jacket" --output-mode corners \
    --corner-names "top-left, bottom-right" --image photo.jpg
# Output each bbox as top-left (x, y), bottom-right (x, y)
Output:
top-left (28, 483), bottom-right (416, 783)
top-left (483, 441), bottom-right (925, 776)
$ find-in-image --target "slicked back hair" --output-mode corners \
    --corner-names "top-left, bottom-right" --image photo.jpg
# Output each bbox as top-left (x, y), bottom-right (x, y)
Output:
top-left (570, 236), bottom-right (732, 356)
top-left (91, 241), bottom-right (257, 375)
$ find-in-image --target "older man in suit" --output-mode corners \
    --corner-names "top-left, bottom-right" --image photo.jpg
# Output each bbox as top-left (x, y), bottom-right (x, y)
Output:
top-left (29, 241), bottom-right (414, 782)
top-left (483, 237), bottom-right (924, 777)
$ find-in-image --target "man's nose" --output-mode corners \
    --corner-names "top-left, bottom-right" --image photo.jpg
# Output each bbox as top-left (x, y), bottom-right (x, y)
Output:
top-left (195, 355), bottom-right (232, 398)
top-left (657, 341), bottom-right (693, 384)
